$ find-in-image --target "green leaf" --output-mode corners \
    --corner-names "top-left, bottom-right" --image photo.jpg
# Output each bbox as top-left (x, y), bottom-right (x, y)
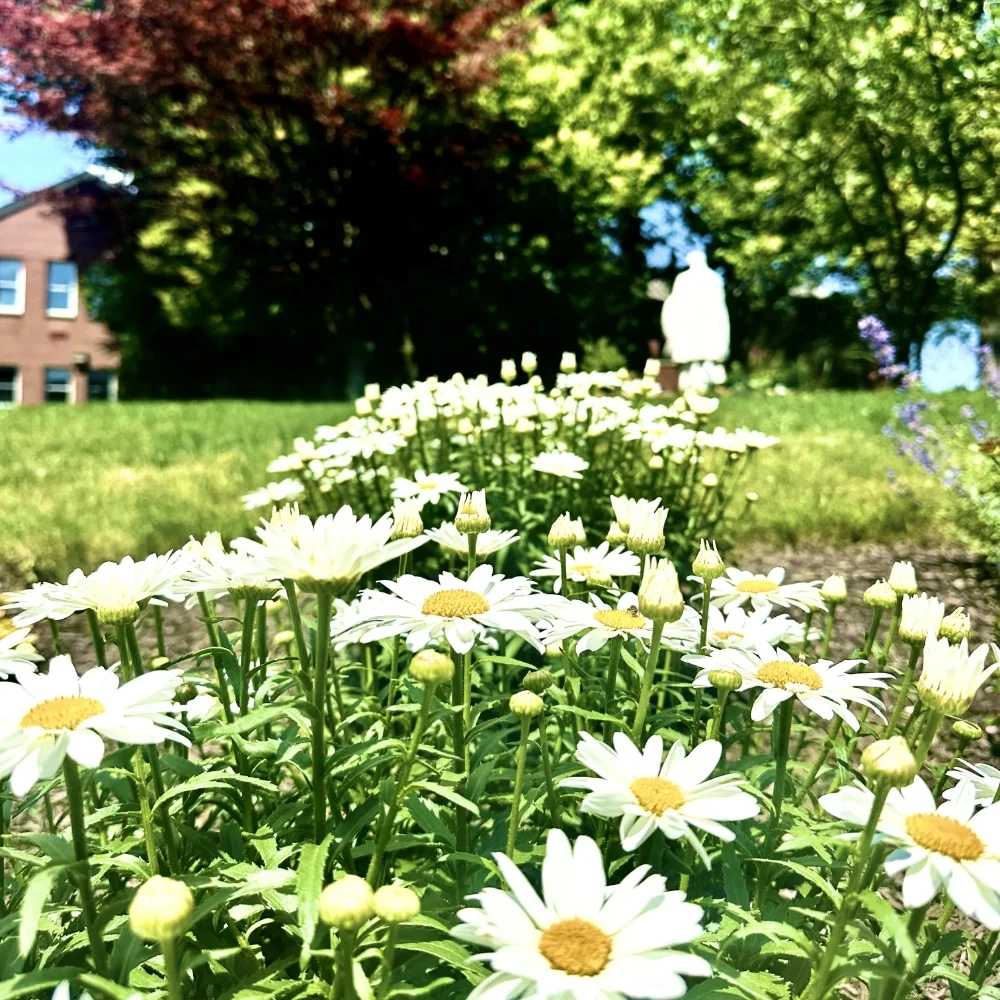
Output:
top-left (297, 835), bottom-right (333, 967)
top-left (16, 833), bottom-right (74, 865)
top-left (855, 890), bottom-right (916, 965)
top-left (721, 842), bottom-right (750, 910)
top-left (753, 857), bottom-right (842, 906)
top-left (395, 940), bottom-right (487, 985)
top-left (18, 865), bottom-right (64, 957)
top-left (152, 771), bottom-right (278, 811)
top-left (410, 782), bottom-right (480, 817)
top-left (0, 968), bottom-right (86, 1000)
top-left (405, 795), bottom-right (456, 848)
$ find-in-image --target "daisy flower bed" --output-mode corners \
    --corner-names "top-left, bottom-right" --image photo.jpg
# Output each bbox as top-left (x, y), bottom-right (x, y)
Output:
top-left (0, 379), bottom-right (998, 1000)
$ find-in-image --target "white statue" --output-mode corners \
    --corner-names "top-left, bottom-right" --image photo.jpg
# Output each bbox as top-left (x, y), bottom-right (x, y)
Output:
top-left (660, 250), bottom-right (730, 391)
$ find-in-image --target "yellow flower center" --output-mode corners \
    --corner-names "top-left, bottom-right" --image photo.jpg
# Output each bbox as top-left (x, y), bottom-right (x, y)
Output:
top-left (417, 481), bottom-right (437, 490)
top-left (905, 814), bottom-right (985, 861)
top-left (421, 589), bottom-right (490, 618)
top-left (21, 696), bottom-right (105, 731)
top-left (757, 660), bottom-right (823, 691)
top-left (630, 777), bottom-right (686, 815)
top-left (714, 630), bottom-right (744, 641)
top-left (736, 579), bottom-right (779, 594)
top-left (593, 608), bottom-right (647, 630)
top-left (569, 562), bottom-right (594, 577)
top-left (538, 918), bottom-right (612, 977)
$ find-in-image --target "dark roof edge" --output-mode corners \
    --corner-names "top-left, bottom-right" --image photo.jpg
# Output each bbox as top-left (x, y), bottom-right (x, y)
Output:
top-left (0, 172), bottom-right (110, 223)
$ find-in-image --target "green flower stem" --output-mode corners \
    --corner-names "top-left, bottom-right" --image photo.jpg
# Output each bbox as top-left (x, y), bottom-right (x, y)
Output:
top-left (462, 650), bottom-right (473, 769)
top-left (386, 635), bottom-right (402, 713)
top-left (0, 791), bottom-right (6, 919)
top-left (803, 780), bottom-right (892, 1000)
top-left (311, 590), bottom-right (334, 843)
top-left (48, 619), bottom-right (64, 655)
top-left (124, 623), bottom-right (182, 870)
top-left (153, 604), bottom-right (167, 659)
top-left (878, 596), bottom-right (904, 667)
top-left (86, 610), bottom-right (108, 668)
top-left (861, 607), bottom-right (885, 660)
top-left (770, 699), bottom-right (795, 829)
top-left (690, 685), bottom-right (704, 744)
top-left (505, 716), bottom-right (532, 859)
top-left (992, 779), bottom-right (1000, 806)
top-left (913, 709), bottom-right (944, 767)
top-left (239, 599), bottom-right (258, 715)
top-left (161, 935), bottom-right (183, 1000)
top-left (933, 734), bottom-right (972, 798)
top-left (196, 593), bottom-right (235, 724)
top-left (377, 925), bottom-right (399, 1000)
top-left (884, 643), bottom-right (921, 738)
top-left (367, 686), bottom-right (435, 886)
top-left (901, 701), bottom-right (924, 738)
top-left (62, 758), bottom-right (109, 976)
top-left (601, 637), bottom-right (624, 743)
top-left (970, 929), bottom-right (1000, 986)
top-left (538, 711), bottom-right (560, 825)
top-left (707, 687), bottom-right (733, 741)
top-left (335, 929), bottom-right (358, 1000)
top-left (467, 534), bottom-right (478, 580)
top-left (631, 621), bottom-right (665, 743)
top-left (797, 717), bottom-right (844, 806)
top-left (283, 580), bottom-right (312, 677)
top-left (558, 548), bottom-right (568, 597)
top-left (698, 578), bottom-right (711, 653)
top-left (131, 748), bottom-right (161, 875)
top-left (820, 604), bottom-right (837, 660)
top-left (255, 603), bottom-right (268, 670)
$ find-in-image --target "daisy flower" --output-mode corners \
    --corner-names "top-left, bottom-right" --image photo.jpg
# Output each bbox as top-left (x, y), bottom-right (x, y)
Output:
top-left (705, 566), bottom-right (824, 614)
top-left (391, 470), bottom-right (468, 507)
top-left (3, 552), bottom-right (188, 626)
top-left (530, 450), bottom-right (590, 480)
top-left (944, 760), bottom-right (1000, 808)
top-left (0, 626), bottom-right (42, 678)
top-left (540, 593), bottom-right (654, 655)
top-left (675, 604), bottom-right (810, 653)
top-left (335, 564), bottom-right (548, 654)
top-left (562, 733), bottom-right (759, 864)
top-left (425, 521), bottom-right (520, 557)
top-left (689, 641), bottom-right (890, 730)
top-left (239, 504), bottom-right (427, 595)
top-left (918, 635), bottom-right (997, 717)
top-left (821, 778), bottom-right (1000, 928)
top-left (0, 655), bottom-right (189, 796)
top-left (177, 533), bottom-right (278, 601)
top-left (609, 495), bottom-right (664, 535)
top-left (241, 478), bottom-right (305, 511)
top-left (452, 828), bottom-right (711, 1000)
top-left (531, 542), bottom-right (640, 593)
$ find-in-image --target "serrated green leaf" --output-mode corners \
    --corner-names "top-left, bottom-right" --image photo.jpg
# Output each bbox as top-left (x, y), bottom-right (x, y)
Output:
top-left (855, 890), bottom-right (916, 964)
top-left (18, 865), bottom-right (65, 957)
top-left (410, 781), bottom-right (480, 816)
top-left (405, 795), bottom-right (455, 848)
top-left (721, 842), bottom-right (750, 910)
top-left (396, 940), bottom-right (487, 985)
top-left (297, 834), bottom-right (333, 968)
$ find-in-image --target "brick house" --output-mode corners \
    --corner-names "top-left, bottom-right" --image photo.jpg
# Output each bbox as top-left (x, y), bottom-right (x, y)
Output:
top-left (0, 173), bottom-right (119, 405)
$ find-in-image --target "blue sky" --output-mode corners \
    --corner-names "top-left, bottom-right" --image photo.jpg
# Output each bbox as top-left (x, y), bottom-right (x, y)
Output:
top-left (0, 114), bottom-right (95, 206)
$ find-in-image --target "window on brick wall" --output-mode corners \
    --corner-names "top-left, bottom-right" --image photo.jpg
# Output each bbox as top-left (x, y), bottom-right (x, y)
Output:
top-left (44, 368), bottom-right (73, 403)
top-left (0, 366), bottom-right (18, 405)
top-left (88, 370), bottom-right (118, 402)
top-left (46, 262), bottom-right (79, 318)
top-left (0, 259), bottom-right (25, 315)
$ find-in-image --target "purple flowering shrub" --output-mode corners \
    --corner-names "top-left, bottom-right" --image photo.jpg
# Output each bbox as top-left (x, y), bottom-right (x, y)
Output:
top-left (861, 317), bottom-right (1000, 559)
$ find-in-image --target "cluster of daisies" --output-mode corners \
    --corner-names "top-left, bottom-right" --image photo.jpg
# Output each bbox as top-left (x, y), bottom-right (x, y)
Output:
top-left (4, 485), bottom-right (1000, 1000)
top-left (242, 358), bottom-right (778, 579)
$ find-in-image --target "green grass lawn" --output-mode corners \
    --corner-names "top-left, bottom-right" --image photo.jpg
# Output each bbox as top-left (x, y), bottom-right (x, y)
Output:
top-left (0, 390), bottom-right (975, 582)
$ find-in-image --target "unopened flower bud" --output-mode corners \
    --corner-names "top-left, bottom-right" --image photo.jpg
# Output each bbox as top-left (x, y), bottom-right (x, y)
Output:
top-left (638, 557), bottom-right (684, 623)
top-left (585, 566), bottom-right (613, 588)
top-left (548, 512), bottom-right (583, 551)
top-left (373, 884), bottom-right (421, 924)
top-left (364, 383), bottom-right (381, 402)
top-left (129, 876), bottom-right (194, 942)
top-left (898, 593), bottom-right (945, 645)
top-left (319, 875), bottom-right (375, 930)
top-left (701, 473), bottom-right (719, 488)
top-left (820, 575), bottom-right (848, 605)
top-left (455, 490), bottom-right (490, 535)
top-left (560, 351), bottom-right (577, 374)
top-left (626, 501), bottom-right (668, 558)
top-left (457, 417), bottom-right (475, 436)
top-left (355, 397), bottom-right (373, 417)
top-left (544, 643), bottom-right (563, 660)
top-left (510, 690), bottom-right (544, 717)
top-left (861, 736), bottom-right (918, 788)
top-left (643, 358), bottom-right (661, 379)
top-left (693, 540), bottom-right (725, 581)
top-left (952, 719), bottom-right (983, 742)
top-left (274, 629), bottom-right (296, 647)
top-left (888, 560), bottom-right (918, 596)
top-left (408, 649), bottom-right (455, 686)
top-left (500, 359), bottom-right (517, 384)
top-left (607, 521), bottom-right (628, 547)
top-left (523, 669), bottom-right (553, 694)
top-left (150, 656), bottom-right (170, 670)
top-left (745, 492), bottom-right (759, 504)
top-left (97, 601), bottom-right (141, 625)
top-left (863, 579), bottom-right (897, 610)
top-left (648, 454), bottom-right (664, 471)
top-left (391, 498), bottom-right (424, 540)
top-left (707, 667), bottom-right (742, 691)
top-left (175, 682), bottom-right (198, 705)
top-left (521, 351), bottom-right (538, 375)
top-left (939, 607), bottom-right (972, 644)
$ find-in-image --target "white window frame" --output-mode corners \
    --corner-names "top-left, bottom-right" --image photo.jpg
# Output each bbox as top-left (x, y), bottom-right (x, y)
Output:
top-left (44, 367), bottom-right (75, 404)
top-left (46, 261), bottom-right (79, 319)
top-left (0, 365), bottom-right (20, 407)
top-left (0, 259), bottom-right (26, 316)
